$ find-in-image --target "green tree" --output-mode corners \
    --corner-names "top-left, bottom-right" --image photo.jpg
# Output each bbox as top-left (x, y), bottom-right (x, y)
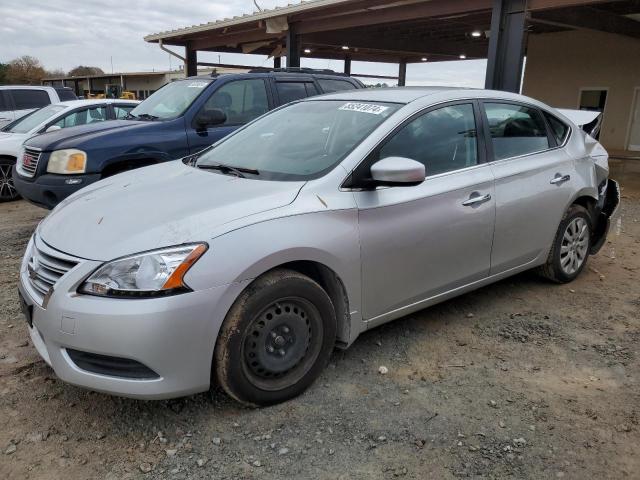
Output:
top-left (68, 66), bottom-right (105, 77)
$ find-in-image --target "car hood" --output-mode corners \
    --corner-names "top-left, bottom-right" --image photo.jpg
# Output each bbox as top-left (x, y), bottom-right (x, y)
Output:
top-left (23, 120), bottom-right (158, 151)
top-left (38, 161), bottom-right (305, 261)
top-left (0, 131), bottom-right (27, 145)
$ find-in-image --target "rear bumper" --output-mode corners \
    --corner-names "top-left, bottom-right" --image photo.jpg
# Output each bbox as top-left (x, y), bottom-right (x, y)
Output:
top-left (12, 165), bottom-right (100, 209)
top-left (590, 179), bottom-right (620, 254)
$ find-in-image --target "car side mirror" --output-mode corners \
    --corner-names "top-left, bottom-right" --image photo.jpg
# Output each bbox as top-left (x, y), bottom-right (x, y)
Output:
top-left (45, 125), bottom-right (62, 133)
top-left (370, 157), bottom-right (426, 186)
top-left (196, 109), bottom-right (226, 129)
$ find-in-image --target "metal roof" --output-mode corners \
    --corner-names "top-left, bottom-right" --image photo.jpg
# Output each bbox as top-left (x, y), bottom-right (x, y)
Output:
top-left (144, 0), bottom-right (351, 42)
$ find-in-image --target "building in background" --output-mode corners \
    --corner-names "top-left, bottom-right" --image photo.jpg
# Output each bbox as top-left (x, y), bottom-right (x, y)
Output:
top-left (42, 66), bottom-right (248, 100)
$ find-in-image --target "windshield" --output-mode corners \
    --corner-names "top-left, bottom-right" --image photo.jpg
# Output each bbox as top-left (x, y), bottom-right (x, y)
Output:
top-left (196, 100), bottom-right (400, 181)
top-left (3, 104), bottom-right (67, 133)
top-left (128, 79), bottom-right (212, 120)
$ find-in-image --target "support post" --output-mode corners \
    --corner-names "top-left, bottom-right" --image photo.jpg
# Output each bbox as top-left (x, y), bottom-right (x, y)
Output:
top-left (73, 79), bottom-right (79, 96)
top-left (398, 60), bottom-right (407, 87)
top-left (286, 24), bottom-right (301, 68)
top-left (185, 46), bottom-right (198, 77)
top-left (344, 55), bottom-right (352, 75)
top-left (485, 0), bottom-right (527, 93)
top-left (274, 57), bottom-right (282, 69)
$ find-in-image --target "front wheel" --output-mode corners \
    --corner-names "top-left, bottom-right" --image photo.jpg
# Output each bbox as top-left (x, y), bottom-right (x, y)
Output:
top-left (0, 157), bottom-right (19, 202)
top-left (214, 269), bottom-right (336, 406)
top-left (538, 204), bottom-right (592, 283)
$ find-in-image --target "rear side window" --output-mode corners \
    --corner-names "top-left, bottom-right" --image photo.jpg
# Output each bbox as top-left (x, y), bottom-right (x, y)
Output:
top-left (317, 78), bottom-right (357, 93)
top-left (484, 103), bottom-right (550, 160)
top-left (55, 88), bottom-right (77, 101)
top-left (276, 82), bottom-right (309, 104)
top-left (543, 111), bottom-right (570, 145)
top-left (10, 89), bottom-right (50, 110)
top-left (0, 92), bottom-right (8, 112)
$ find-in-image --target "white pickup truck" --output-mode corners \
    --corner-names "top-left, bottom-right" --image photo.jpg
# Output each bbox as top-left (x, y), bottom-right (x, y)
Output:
top-left (0, 86), bottom-right (76, 128)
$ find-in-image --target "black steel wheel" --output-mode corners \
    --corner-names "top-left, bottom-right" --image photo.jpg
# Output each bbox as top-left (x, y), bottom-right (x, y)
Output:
top-left (0, 157), bottom-right (19, 202)
top-left (214, 269), bottom-right (336, 406)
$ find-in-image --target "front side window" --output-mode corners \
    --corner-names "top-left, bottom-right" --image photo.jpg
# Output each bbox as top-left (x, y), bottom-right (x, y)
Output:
top-left (196, 100), bottom-right (400, 181)
top-left (377, 103), bottom-right (478, 176)
top-left (10, 89), bottom-right (50, 110)
top-left (4, 104), bottom-right (66, 133)
top-left (53, 106), bottom-right (107, 128)
top-left (201, 79), bottom-right (269, 126)
top-left (114, 105), bottom-right (134, 119)
top-left (484, 103), bottom-right (550, 160)
top-left (128, 79), bottom-right (212, 121)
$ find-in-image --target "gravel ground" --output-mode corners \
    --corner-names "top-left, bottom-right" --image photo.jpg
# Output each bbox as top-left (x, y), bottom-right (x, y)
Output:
top-left (1, 161), bottom-right (639, 480)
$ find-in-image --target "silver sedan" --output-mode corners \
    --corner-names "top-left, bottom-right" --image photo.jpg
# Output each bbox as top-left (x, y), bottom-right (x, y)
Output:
top-left (18, 87), bottom-right (619, 405)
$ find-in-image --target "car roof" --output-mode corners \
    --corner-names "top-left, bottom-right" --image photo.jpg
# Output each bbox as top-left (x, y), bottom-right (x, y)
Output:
top-left (312, 86), bottom-right (541, 106)
top-left (53, 99), bottom-right (140, 108)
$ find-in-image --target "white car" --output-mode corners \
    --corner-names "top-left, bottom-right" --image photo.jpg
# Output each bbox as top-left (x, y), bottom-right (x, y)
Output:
top-left (0, 99), bottom-right (139, 202)
top-left (0, 85), bottom-right (77, 128)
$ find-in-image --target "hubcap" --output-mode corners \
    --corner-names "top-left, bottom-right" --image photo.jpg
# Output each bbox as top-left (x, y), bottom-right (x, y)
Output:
top-left (560, 217), bottom-right (589, 275)
top-left (243, 298), bottom-right (321, 388)
top-left (0, 163), bottom-right (18, 200)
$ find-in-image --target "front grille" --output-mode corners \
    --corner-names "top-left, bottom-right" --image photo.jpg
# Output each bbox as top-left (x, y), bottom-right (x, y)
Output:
top-left (66, 349), bottom-right (160, 380)
top-left (26, 238), bottom-right (79, 305)
top-left (19, 147), bottom-right (42, 178)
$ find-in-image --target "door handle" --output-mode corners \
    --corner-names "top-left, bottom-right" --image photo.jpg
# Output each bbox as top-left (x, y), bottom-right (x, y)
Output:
top-left (550, 174), bottom-right (570, 185)
top-left (462, 193), bottom-right (492, 207)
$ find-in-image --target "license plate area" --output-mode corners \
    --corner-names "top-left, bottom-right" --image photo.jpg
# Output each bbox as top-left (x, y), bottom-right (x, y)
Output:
top-left (18, 291), bottom-right (33, 328)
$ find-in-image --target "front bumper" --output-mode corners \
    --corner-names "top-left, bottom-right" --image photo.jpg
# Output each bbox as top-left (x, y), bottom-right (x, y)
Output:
top-left (18, 235), bottom-right (248, 400)
top-left (590, 179), bottom-right (621, 254)
top-left (12, 165), bottom-right (101, 209)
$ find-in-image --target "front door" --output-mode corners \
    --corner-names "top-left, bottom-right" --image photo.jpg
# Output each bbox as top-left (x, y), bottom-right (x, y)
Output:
top-left (482, 101), bottom-right (575, 273)
top-left (186, 78), bottom-right (271, 155)
top-left (353, 102), bottom-right (495, 321)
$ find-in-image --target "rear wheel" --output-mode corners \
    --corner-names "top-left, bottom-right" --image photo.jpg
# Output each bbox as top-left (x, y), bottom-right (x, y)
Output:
top-left (538, 204), bottom-right (592, 283)
top-left (0, 157), bottom-right (19, 202)
top-left (214, 269), bottom-right (336, 406)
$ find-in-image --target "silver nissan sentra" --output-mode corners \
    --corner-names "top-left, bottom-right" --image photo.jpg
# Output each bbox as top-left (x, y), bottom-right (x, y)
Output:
top-left (18, 88), bottom-right (619, 405)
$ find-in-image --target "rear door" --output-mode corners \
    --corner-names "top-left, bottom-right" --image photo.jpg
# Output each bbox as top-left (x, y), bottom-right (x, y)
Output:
top-left (186, 78), bottom-right (272, 154)
top-left (0, 91), bottom-right (14, 127)
top-left (481, 101), bottom-right (575, 274)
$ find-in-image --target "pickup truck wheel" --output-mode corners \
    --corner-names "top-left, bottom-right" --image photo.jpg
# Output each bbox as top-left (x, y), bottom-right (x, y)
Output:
top-left (538, 205), bottom-right (592, 283)
top-left (0, 157), bottom-right (19, 202)
top-left (214, 269), bottom-right (336, 406)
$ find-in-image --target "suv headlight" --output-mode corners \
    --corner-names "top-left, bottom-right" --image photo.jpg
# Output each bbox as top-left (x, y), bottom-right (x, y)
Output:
top-left (47, 149), bottom-right (87, 174)
top-left (79, 244), bottom-right (207, 298)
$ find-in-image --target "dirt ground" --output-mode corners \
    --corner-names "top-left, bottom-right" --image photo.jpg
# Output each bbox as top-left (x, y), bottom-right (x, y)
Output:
top-left (1, 160), bottom-right (639, 480)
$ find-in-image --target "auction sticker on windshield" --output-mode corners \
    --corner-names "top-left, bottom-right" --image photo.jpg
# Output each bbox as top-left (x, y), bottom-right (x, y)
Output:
top-left (187, 81), bottom-right (208, 88)
top-left (339, 103), bottom-right (389, 115)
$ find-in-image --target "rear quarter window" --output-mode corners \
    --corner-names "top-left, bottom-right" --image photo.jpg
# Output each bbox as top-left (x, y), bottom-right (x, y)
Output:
top-left (543, 111), bottom-right (570, 145)
top-left (317, 78), bottom-right (357, 93)
top-left (55, 88), bottom-right (77, 101)
top-left (10, 89), bottom-right (50, 110)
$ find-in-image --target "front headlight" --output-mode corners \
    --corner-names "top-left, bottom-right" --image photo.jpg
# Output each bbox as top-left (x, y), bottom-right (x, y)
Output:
top-left (47, 149), bottom-right (87, 174)
top-left (79, 244), bottom-right (207, 298)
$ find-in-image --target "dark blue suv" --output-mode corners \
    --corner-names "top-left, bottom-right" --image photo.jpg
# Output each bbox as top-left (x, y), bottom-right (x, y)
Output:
top-left (13, 70), bottom-right (363, 209)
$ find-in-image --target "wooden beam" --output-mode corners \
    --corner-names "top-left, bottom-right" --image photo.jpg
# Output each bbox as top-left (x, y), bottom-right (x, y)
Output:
top-left (296, 0), bottom-right (493, 35)
top-left (527, 0), bottom-right (619, 10)
top-left (529, 6), bottom-right (640, 39)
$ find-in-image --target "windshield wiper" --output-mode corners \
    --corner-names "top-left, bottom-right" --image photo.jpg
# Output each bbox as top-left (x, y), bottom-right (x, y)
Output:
top-left (135, 113), bottom-right (160, 121)
top-left (197, 163), bottom-right (259, 178)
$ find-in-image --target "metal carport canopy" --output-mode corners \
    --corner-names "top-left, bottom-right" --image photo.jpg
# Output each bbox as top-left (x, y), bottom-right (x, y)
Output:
top-left (144, 0), bottom-right (638, 91)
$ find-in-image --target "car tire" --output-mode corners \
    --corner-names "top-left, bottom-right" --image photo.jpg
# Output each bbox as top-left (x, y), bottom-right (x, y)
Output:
top-left (214, 269), bottom-right (336, 406)
top-left (0, 157), bottom-right (20, 202)
top-left (538, 204), bottom-right (592, 283)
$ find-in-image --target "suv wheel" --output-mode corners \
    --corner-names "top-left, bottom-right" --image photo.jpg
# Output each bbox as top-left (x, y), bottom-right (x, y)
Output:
top-left (538, 204), bottom-right (592, 283)
top-left (0, 157), bottom-right (19, 202)
top-left (214, 269), bottom-right (336, 406)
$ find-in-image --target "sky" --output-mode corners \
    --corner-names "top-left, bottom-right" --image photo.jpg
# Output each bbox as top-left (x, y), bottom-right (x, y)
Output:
top-left (0, 0), bottom-right (486, 87)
